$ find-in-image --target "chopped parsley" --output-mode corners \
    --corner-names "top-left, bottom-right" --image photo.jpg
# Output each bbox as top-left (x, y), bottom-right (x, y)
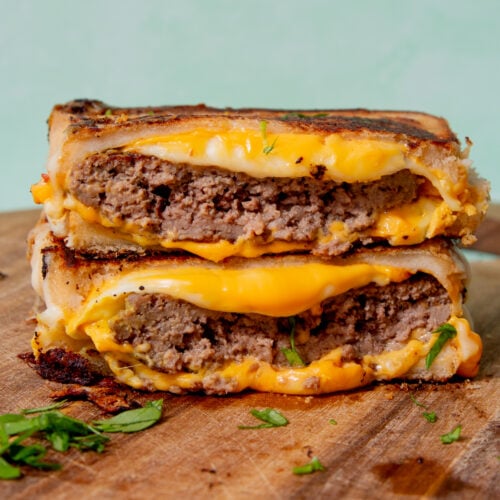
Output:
top-left (292, 456), bottom-right (326, 475)
top-left (410, 393), bottom-right (427, 408)
top-left (281, 317), bottom-right (305, 367)
top-left (0, 399), bottom-right (163, 479)
top-left (440, 425), bottom-right (462, 444)
top-left (260, 120), bottom-right (278, 154)
top-left (422, 411), bottom-right (437, 423)
top-left (426, 323), bottom-right (457, 369)
top-left (21, 400), bottom-right (68, 415)
top-left (329, 419), bottom-right (337, 425)
top-left (410, 394), bottom-right (437, 423)
top-left (104, 109), bottom-right (112, 117)
top-left (281, 112), bottom-right (328, 120)
top-left (238, 408), bottom-right (289, 429)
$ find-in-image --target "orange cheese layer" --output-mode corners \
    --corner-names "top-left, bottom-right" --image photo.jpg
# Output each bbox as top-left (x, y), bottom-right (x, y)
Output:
top-left (123, 130), bottom-right (464, 209)
top-left (34, 127), bottom-right (470, 216)
top-left (66, 261), bottom-right (411, 337)
top-left (37, 193), bottom-right (453, 262)
top-left (79, 316), bottom-right (480, 395)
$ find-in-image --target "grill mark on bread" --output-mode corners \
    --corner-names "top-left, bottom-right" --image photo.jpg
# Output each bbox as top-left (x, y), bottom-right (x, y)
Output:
top-left (56, 99), bottom-right (456, 143)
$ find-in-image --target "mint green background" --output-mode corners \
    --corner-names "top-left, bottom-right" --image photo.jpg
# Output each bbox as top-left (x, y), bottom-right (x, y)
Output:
top-left (1, 0), bottom-right (498, 211)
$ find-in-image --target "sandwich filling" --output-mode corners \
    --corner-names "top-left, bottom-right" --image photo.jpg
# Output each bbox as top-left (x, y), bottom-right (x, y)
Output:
top-left (66, 152), bottom-right (425, 257)
top-left (108, 274), bottom-right (450, 376)
top-left (33, 149), bottom-right (471, 261)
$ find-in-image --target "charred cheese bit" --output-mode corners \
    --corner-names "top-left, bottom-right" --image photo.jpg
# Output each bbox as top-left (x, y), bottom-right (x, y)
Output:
top-left (77, 315), bottom-right (480, 394)
top-left (124, 129), bottom-right (462, 209)
top-left (67, 261), bottom-right (411, 336)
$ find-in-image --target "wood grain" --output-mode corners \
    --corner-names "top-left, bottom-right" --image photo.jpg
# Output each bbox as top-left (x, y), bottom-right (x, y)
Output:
top-left (471, 204), bottom-right (500, 255)
top-left (0, 209), bottom-right (499, 499)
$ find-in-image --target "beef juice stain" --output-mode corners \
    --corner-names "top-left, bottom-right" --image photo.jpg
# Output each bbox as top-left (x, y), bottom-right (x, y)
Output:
top-left (371, 458), bottom-right (474, 496)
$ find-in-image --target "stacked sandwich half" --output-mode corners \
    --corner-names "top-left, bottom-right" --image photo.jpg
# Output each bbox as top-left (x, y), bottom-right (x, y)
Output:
top-left (29, 100), bottom-right (489, 394)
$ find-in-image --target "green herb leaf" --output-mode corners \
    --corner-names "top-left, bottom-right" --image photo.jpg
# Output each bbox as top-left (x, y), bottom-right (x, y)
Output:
top-left (92, 399), bottom-right (163, 433)
top-left (0, 400), bottom-right (160, 479)
top-left (281, 112), bottom-right (328, 120)
top-left (260, 120), bottom-right (268, 138)
top-left (105, 109), bottom-right (112, 117)
top-left (281, 317), bottom-right (305, 367)
top-left (426, 323), bottom-right (457, 369)
top-left (281, 348), bottom-right (304, 367)
top-left (423, 411), bottom-right (437, 423)
top-left (260, 120), bottom-right (277, 154)
top-left (2, 415), bottom-right (45, 436)
top-left (440, 424), bottom-right (462, 444)
top-left (46, 430), bottom-right (70, 452)
top-left (410, 394), bottom-right (438, 423)
top-left (45, 412), bottom-right (99, 436)
top-left (9, 442), bottom-right (60, 471)
top-left (238, 408), bottom-right (289, 429)
top-left (410, 394), bottom-right (428, 409)
top-left (329, 419), bottom-right (337, 425)
top-left (0, 457), bottom-right (21, 480)
top-left (263, 140), bottom-right (277, 155)
top-left (21, 400), bottom-right (68, 415)
top-left (292, 456), bottom-right (326, 475)
top-left (69, 434), bottom-right (109, 453)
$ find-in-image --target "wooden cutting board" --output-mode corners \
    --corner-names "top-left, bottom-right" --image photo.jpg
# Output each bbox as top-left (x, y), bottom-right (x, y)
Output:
top-left (0, 209), bottom-right (498, 499)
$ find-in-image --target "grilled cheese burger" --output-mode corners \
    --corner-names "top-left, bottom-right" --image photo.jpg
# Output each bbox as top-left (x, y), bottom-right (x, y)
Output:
top-left (28, 100), bottom-right (488, 395)
top-left (29, 217), bottom-right (481, 394)
top-left (31, 100), bottom-right (489, 262)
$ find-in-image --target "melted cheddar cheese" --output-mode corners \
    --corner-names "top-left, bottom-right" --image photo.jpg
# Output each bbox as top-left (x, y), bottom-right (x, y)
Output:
top-left (66, 260), bottom-right (411, 337)
top-left (52, 193), bottom-right (454, 262)
top-left (57, 315), bottom-right (480, 395)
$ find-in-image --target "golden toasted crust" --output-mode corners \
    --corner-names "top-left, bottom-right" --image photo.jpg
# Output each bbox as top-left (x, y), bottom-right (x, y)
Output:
top-left (52, 99), bottom-right (457, 144)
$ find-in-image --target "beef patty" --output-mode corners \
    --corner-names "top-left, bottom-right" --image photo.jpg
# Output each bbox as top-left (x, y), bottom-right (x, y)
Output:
top-left (109, 273), bottom-right (450, 375)
top-left (69, 152), bottom-right (422, 255)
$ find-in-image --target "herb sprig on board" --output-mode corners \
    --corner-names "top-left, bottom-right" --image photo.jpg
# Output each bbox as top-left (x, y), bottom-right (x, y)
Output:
top-left (0, 399), bottom-right (163, 479)
top-left (292, 456), bottom-right (326, 475)
top-left (440, 425), bottom-right (462, 444)
top-left (238, 408), bottom-right (289, 429)
top-left (410, 394), bottom-right (437, 423)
